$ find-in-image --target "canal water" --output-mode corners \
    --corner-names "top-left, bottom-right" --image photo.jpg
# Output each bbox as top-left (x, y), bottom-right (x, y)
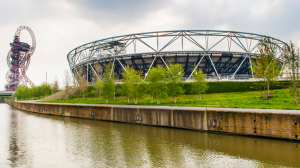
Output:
top-left (0, 104), bottom-right (299, 168)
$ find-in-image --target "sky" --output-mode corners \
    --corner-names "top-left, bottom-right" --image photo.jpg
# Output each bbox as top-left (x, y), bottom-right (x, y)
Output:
top-left (0, 0), bottom-right (299, 90)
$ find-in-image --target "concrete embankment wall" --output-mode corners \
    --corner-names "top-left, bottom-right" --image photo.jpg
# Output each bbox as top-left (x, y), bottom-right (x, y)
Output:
top-left (5, 100), bottom-right (300, 141)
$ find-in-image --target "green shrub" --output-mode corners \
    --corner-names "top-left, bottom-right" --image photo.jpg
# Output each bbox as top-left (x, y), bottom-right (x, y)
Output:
top-left (68, 94), bottom-right (75, 99)
top-left (182, 80), bottom-right (289, 94)
top-left (115, 84), bottom-right (122, 96)
top-left (112, 80), bottom-right (290, 97)
top-left (85, 91), bottom-right (96, 97)
top-left (84, 85), bottom-right (96, 97)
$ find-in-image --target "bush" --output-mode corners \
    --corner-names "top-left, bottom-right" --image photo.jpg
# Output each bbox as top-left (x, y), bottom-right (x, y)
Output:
top-left (79, 80), bottom-right (290, 99)
top-left (182, 80), bottom-right (289, 94)
top-left (84, 85), bottom-right (96, 97)
top-left (68, 94), bottom-right (75, 99)
top-left (115, 84), bottom-right (122, 96)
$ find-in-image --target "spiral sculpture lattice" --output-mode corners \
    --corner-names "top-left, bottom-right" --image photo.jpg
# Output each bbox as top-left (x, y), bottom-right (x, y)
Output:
top-left (5, 26), bottom-right (36, 91)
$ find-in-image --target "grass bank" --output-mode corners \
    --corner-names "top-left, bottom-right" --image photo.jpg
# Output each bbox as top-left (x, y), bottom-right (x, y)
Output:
top-left (40, 89), bottom-right (300, 110)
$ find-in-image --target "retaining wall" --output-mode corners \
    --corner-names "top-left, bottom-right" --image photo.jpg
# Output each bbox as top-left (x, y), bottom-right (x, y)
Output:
top-left (5, 100), bottom-right (300, 141)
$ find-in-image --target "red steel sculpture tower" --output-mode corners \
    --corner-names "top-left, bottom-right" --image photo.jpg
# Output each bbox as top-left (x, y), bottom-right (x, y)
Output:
top-left (5, 26), bottom-right (36, 91)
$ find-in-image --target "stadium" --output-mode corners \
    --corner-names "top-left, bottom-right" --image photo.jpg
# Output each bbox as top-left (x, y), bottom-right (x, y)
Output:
top-left (67, 30), bottom-right (287, 83)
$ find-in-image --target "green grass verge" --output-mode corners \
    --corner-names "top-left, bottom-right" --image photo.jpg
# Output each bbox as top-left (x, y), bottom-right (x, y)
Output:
top-left (39, 89), bottom-right (300, 110)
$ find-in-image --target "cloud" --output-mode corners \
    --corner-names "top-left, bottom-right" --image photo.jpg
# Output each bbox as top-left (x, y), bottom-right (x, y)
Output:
top-left (0, 0), bottom-right (299, 89)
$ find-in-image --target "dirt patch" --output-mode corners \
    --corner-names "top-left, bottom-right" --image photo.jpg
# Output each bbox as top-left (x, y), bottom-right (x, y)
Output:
top-left (38, 88), bottom-right (80, 101)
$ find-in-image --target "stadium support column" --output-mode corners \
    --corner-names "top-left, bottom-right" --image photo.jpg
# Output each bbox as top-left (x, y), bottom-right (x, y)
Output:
top-left (231, 55), bottom-right (248, 79)
top-left (75, 68), bottom-right (81, 80)
top-left (187, 54), bottom-right (205, 81)
top-left (144, 55), bottom-right (156, 81)
top-left (184, 54), bottom-right (190, 74)
top-left (110, 57), bottom-right (116, 78)
top-left (87, 63), bottom-right (89, 85)
top-left (279, 62), bottom-right (285, 76)
top-left (116, 58), bottom-right (126, 71)
top-left (208, 54), bottom-right (220, 80)
top-left (160, 55), bottom-right (174, 77)
top-left (89, 63), bottom-right (100, 80)
top-left (249, 56), bottom-right (254, 76)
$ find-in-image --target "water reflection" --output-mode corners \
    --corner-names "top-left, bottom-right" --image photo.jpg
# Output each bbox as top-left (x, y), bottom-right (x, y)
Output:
top-left (7, 107), bottom-right (31, 167)
top-left (1, 104), bottom-right (299, 167)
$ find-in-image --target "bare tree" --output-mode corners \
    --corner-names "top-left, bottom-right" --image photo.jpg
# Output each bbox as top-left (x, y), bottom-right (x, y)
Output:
top-left (284, 41), bottom-right (300, 104)
top-left (51, 76), bottom-right (60, 100)
top-left (78, 74), bottom-right (88, 100)
top-left (91, 63), bottom-right (102, 83)
top-left (94, 63), bottom-right (103, 79)
top-left (72, 72), bottom-right (78, 88)
top-left (63, 69), bottom-right (71, 100)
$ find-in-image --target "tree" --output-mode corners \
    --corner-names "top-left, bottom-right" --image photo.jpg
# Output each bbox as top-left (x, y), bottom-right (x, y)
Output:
top-left (94, 79), bottom-right (103, 100)
top-left (22, 85), bottom-right (28, 99)
top-left (165, 62), bottom-right (185, 103)
top-left (102, 63), bottom-right (115, 104)
top-left (122, 66), bottom-right (134, 103)
top-left (122, 66), bottom-right (143, 104)
top-left (51, 76), bottom-right (60, 100)
top-left (31, 86), bottom-right (40, 100)
top-left (72, 73), bottom-right (78, 88)
top-left (90, 64), bottom-right (102, 85)
top-left (132, 72), bottom-right (144, 104)
top-left (252, 37), bottom-right (281, 99)
top-left (94, 63), bottom-right (103, 79)
top-left (191, 69), bottom-right (208, 100)
top-left (15, 84), bottom-right (27, 99)
top-left (284, 41), bottom-right (300, 104)
top-left (78, 74), bottom-right (88, 100)
top-left (147, 65), bottom-right (168, 104)
top-left (28, 87), bottom-right (32, 100)
top-left (31, 86), bottom-right (35, 100)
top-left (63, 69), bottom-right (71, 100)
top-left (39, 82), bottom-right (52, 97)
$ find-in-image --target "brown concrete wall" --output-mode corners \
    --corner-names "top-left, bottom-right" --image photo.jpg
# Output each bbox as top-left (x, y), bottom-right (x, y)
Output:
top-left (173, 110), bottom-right (206, 130)
top-left (139, 108), bottom-right (172, 126)
top-left (4, 100), bottom-right (300, 141)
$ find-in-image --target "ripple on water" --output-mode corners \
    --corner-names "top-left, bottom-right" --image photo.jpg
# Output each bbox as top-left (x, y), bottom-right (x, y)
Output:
top-left (0, 104), bottom-right (298, 168)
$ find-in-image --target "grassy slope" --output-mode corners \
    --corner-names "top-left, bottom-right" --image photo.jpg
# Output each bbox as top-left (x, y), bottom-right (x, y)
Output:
top-left (40, 89), bottom-right (300, 110)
